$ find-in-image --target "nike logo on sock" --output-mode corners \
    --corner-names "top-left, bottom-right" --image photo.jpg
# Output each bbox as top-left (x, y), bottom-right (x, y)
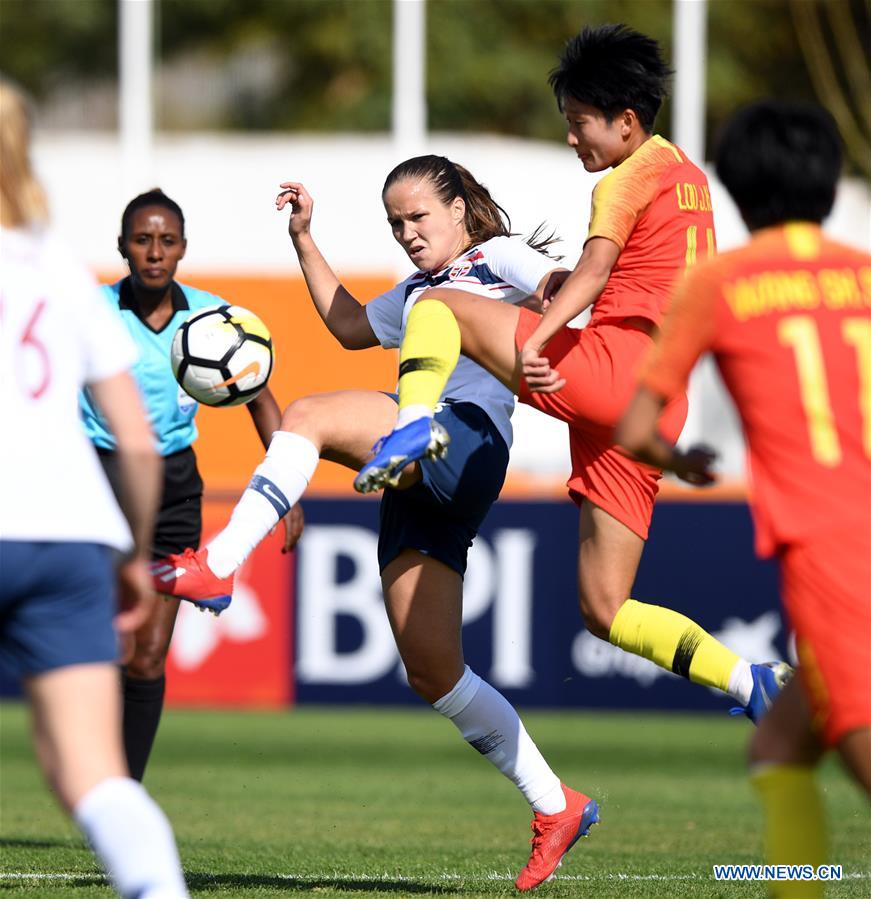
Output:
top-left (250, 474), bottom-right (291, 518)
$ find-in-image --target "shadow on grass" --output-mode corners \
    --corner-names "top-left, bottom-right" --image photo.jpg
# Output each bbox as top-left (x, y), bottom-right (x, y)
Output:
top-left (0, 837), bottom-right (81, 850)
top-left (188, 872), bottom-right (457, 893)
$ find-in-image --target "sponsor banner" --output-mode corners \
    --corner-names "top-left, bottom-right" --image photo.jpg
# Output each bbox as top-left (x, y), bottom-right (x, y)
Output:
top-left (295, 498), bottom-right (786, 710)
top-left (164, 501), bottom-right (292, 707)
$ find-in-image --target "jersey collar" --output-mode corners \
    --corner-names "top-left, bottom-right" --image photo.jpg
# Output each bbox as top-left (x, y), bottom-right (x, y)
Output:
top-left (118, 277), bottom-right (189, 331)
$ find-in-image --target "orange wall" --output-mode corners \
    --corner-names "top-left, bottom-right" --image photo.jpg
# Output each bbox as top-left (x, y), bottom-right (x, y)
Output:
top-left (102, 271), bottom-right (749, 503)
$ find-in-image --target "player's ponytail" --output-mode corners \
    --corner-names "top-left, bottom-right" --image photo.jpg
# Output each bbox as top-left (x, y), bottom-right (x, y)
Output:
top-left (383, 155), bottom-right (559, 258)
top-left (0, 79), bottom-right (49, 229)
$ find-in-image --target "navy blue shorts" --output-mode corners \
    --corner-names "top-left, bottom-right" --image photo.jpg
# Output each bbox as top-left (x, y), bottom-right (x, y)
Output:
top-left (378, 400), bottom-right (509, 577)
top-left (0, 541), bottom-right (118, 678)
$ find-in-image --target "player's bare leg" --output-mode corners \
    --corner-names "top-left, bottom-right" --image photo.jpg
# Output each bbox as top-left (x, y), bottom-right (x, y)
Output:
top-left (123, 597), bottom-right (181, 781)
top-left (382, 548), bottom-right (596, 890)
top-left (424, 288), bottom-right (524, 392)
top-left (749, 679), bottom-right (827, 898)
top-left (26, 664), bottom-right (189, 897)
top-left (284, 390), bottom-right (422, 490)
top-left (577, 500), bottom-right (780, 716)
top-left (838, 727), bottom-right (871, 794)
top-left (576, 501), bottom-right (645, 639)
top-left (153, 390), bottom-right (423, 598)
top-left (28, 664), bottom-right (128, 807)
top-left (381, 550), bottom-right (465, 702)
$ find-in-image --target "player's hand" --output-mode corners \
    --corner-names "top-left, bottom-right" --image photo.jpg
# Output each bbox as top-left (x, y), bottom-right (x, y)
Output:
top-left (115, 557), bottom-right (157, 637)
top-left (672, 444), bottom-right (718, 486)
top-left (276, 181), bottom-right (313, 238)
top-left (540, 269), bottom-right (571, 310)
top-left (281, 504), bottom-right (305, 553)
top-left (521, 342), bottom-right (565, 394)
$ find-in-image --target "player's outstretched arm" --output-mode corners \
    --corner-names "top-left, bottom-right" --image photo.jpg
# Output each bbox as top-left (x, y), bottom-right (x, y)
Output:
top-left (276, 181), bottom-right (379, 350)
top-left (523, 237), bottom-right (619, 350)
top-left (617, 387), bottom-right (717, 486)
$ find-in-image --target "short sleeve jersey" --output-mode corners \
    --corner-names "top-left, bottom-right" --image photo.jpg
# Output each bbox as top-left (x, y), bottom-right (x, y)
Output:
top-left (366, 235), bottom-right (555, 448)
top-left (588, 135), bottom-right (716, 327)
top-left (0, 228), bottom-right (137, 550)
top-left (640, 223), bottom-right (871, 556)
top-left (80, 278), bottom-right (227, 456)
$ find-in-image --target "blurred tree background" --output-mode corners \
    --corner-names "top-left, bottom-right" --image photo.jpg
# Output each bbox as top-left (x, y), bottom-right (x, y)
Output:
top-left (1, 0), bottom-right (868, 171)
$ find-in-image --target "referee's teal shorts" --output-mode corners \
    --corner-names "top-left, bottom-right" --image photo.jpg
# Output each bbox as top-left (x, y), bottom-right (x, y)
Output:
top-left (378, 399), bottom-right (509, 577)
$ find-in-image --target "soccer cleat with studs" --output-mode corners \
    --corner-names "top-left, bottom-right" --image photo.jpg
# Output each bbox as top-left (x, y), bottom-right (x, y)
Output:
top-left (514, 785), bottom-right (600, 892)
top-left (730, 661), bottom-right (794, 724)
top-left (150, 547), bottom-right (233, 616)
top-left (353, 417), bottom-right (450, 494)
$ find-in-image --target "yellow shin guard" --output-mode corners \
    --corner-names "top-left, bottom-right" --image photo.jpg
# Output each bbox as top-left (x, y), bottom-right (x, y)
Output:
top-left (751, 765), bottom-right (826, 898)
top-left (608, 598), bottom-right (741, 692)
top-left (398, 300), bottom-right (461, 413)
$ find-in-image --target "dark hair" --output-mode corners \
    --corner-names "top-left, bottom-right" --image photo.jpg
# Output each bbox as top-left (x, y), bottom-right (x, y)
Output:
top-left (715, 101), bottom-right (842, 231)
top-left (548, 24), bottom-right (672, 132)
top-left (120, 188), bottom-right (185, 239)
top-left (382, 155), bottom-right (558, 256)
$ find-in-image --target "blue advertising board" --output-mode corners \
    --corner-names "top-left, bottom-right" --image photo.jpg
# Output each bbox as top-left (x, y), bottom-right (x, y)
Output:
top-left (293, 497), bottom-right (787, 711)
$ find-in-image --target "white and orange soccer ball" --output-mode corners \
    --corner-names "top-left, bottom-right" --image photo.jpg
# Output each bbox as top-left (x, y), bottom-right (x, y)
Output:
top-left (171, 305), bottom-right (273, 406)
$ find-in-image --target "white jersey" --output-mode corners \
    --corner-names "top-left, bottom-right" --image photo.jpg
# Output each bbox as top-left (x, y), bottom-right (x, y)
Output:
top-left (365, 235), bottom-right (555, 447)
top-left (0, 227), bottom-right (137, 551)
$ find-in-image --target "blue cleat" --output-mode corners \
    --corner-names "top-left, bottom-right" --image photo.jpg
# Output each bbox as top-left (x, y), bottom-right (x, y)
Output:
top-left (354, 417), bottom-right (450, 494)
top-left (730, 661), bottom-right (793, 724)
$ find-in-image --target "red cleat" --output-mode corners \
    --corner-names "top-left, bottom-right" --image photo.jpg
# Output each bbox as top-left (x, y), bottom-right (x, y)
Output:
top-left (514, 785), bottom-right (599, 891)
top-left (150, 547), bottom-right (233, 615)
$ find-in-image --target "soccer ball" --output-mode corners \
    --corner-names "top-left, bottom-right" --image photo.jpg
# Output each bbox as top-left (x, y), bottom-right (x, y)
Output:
top-left (171, 305), bottom-right (274, 407)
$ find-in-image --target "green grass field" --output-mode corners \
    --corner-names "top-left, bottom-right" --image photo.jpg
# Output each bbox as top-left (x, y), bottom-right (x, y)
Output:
top-left (1, 705), bottom-right (868, 897)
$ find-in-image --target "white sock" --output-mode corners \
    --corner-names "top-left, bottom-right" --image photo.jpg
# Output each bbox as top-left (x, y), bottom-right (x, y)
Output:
top-left (206, 431), bottom-right (319, 578)
top-left (395, 404), bottom-right (433, 430)
top-left (433, 666), bottom-right (566, 815)
top-left (728, 658), bottom-right (755, 705)
top-left (73, 776), bottom-right (188, 899)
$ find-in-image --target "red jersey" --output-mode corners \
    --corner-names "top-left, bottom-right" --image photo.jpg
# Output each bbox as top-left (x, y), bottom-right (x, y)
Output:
top-left (641, 223), bottom-right (871, 556)
top-left (587, 135), bottom-right (716, 327)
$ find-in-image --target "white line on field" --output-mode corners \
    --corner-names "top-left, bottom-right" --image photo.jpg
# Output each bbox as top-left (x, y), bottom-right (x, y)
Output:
top-left (1, 871), bottom-right (869, 883)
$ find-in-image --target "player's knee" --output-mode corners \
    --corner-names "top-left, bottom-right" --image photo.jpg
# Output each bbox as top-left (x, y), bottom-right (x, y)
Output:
top-left (406, 667), bottom-right (458, 705)
top-left (126, 641), bottom-right (168, 680)
top-left (578, 588), bottom-right (622, 640)
top-left (748, 720), bottom-right (818, 768)
top-left (280, 395), bottom-right (323, 432)
top-left (837, 727), bottom-right (871, 796)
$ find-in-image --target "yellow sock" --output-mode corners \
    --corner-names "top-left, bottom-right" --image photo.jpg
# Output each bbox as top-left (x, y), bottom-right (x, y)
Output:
top-left (751, 765), bottom-right (826, 898)
top-left (608, 598), bottom-right (741, 692)
top-left (398, 300), bottom-right (461, 414)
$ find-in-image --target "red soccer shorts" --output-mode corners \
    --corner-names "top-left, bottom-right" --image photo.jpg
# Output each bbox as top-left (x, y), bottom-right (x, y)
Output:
top-left (515, 308), bottom-right (687, 539)
top-left (779, 529), bottom-right (871, 748)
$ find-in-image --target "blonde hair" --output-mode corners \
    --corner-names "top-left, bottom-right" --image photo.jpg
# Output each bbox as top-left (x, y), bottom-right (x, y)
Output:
top-left (1, 78), bottom-right (48, 229)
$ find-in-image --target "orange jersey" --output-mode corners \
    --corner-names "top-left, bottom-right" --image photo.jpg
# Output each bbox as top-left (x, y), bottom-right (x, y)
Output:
top-left (641, 223), bottom-right (871, 556)
top-left (587, 135), bottom-right (716, 327)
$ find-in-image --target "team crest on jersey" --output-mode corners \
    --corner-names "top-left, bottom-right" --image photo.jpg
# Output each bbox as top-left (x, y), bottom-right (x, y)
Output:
top-left (448, 261), bottom-right (473, 280)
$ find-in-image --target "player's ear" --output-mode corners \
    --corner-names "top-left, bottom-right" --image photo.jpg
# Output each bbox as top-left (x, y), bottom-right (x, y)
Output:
top-left (117, 236), bottom-right (127, 261)
top-left (621, 109), bottom-right (637, 137)
top-left (451, 196), bottom-right (465, 225)
top-left (178, 238), bottom-right (188, 260)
